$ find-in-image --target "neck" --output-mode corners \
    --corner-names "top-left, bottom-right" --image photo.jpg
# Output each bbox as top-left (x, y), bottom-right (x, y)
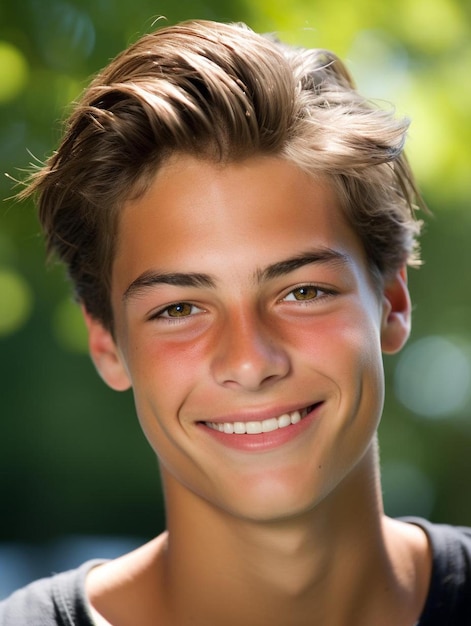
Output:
top-left (159, 444), bottom-right (425, 626)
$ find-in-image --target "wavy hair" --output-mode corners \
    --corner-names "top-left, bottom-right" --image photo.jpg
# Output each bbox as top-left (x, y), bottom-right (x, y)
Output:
top-left (21, 20), bottom-right (424, 330)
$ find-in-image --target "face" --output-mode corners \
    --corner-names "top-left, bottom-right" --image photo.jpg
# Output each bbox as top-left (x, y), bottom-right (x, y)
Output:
top-left (86, 155), bottom-right (410, 523)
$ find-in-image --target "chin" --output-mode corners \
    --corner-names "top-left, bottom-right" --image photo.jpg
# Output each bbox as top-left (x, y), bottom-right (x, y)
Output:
top-left (217, 477), bottom-right (324, 524)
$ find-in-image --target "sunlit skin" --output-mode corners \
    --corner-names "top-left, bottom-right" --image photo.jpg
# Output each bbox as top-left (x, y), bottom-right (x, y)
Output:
top-left (84, 155), bottom-right (431, 626)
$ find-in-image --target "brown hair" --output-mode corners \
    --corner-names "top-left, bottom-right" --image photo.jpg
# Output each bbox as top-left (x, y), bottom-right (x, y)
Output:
top-left (22, 19), bottom-right (424, 331)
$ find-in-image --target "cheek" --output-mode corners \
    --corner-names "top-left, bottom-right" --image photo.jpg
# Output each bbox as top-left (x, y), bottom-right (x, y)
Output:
top-left (125, 339), bottom-right (202, 465)
top-left (287, 310), bottom-right (385, 408)
top-left (331, 320), bottom-right (385, 439)
top-left (336, 319), bottom-right (385, 406)
top-left (126, 335), bottom-right (209, 415)
top-left (286, 309), bottom-right (381, 362)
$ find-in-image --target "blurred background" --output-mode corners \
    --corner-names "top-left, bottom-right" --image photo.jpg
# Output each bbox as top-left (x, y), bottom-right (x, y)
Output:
top-left (1, 0), bottom-right (470, 598)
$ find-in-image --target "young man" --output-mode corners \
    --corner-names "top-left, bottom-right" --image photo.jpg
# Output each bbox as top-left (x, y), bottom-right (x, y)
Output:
top-left (1, 18), bottom-right (470, 626)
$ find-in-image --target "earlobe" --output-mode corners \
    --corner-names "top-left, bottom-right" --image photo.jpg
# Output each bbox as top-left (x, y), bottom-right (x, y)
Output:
top-left (82, 308), bottom-right (131, 391)
top-left (380, 267), bottom-right (411, 355)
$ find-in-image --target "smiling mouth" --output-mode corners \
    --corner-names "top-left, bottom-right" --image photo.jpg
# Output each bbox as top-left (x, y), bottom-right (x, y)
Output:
top-left (204, 405), bottom-right (317, 435)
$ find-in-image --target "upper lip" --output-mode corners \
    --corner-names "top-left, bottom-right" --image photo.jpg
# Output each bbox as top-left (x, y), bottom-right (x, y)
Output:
top-left (200, 402), bottom-right (321, 424)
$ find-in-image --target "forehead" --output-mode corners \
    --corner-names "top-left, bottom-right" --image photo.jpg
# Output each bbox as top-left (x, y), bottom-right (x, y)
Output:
top-left (112, 155), bottom-right (368, 295)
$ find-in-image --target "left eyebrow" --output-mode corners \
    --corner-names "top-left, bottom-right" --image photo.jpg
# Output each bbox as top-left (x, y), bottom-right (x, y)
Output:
top-left (257, 248), bottom-right (350, 282)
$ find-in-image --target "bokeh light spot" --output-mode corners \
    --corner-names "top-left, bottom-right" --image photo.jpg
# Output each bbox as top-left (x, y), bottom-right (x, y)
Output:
top-left (0, 42), bottom-right (29, 103)
top-left (0, 269), bottom-right (33, 336)
top-left (395, 336), bottom-right (471, 418)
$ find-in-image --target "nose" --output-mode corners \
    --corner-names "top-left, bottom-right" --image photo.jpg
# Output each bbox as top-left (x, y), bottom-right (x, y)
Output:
top-left (210, 309), bottom-right (291, 391)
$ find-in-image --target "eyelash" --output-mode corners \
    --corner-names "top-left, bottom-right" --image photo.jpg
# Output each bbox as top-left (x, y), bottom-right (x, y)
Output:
top-left (280, 284), bottom-right (337, 304)
top-left (149, 302), bottom-right (203, 321)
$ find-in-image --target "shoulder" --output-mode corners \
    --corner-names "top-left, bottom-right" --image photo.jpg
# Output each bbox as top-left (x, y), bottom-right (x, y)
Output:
top-left (85, 535), bottom-right (168, 626)
top-left (0, 560), bottom-right (103, 626)
top-left (403, 517), bottom-right (471, 625)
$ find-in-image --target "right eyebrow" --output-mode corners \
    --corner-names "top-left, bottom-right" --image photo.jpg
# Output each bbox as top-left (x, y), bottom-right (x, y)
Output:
top-left (122, 271), bottom-right (215, 302)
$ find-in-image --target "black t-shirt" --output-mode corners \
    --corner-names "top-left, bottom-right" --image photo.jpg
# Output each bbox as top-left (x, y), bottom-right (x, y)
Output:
top-left (0, 558), bottom-right (98, 625)
top-left (407, 518), bottom-right (471, 624)
top-left (1, 519), bottom-right (471, 625)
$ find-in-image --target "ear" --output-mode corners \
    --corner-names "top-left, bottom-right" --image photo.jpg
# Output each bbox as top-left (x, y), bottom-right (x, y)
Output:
top-left (380, 267), bottom-right (411, 355)
top-left (82, 308), bottom-right (131, 391)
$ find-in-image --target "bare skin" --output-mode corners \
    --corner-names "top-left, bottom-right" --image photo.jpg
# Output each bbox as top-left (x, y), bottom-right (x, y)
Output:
top-left (87, 456), bottom-right (430, 626)
top-left (85, 156), bottom-right (431, 625)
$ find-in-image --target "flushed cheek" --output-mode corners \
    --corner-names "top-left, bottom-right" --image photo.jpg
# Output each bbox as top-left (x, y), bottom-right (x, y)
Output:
top-left (287, 309), bottom-right (380, 363)
top-left (291, 315), bottom-right (384, 415)
top-left (127, 331), bottom-right (204, 388)
top-left (125, 336), bottom-right (211, 438)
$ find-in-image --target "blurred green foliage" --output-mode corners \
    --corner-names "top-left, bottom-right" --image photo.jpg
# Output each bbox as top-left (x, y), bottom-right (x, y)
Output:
top-left (0, 0), bottom-right (470, 542)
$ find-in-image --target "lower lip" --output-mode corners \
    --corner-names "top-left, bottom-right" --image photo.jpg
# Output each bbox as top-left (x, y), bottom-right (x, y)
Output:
top-left (198, 404), bottom-right (322, 452)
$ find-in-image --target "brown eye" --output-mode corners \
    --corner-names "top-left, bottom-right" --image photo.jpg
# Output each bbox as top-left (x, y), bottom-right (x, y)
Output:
top-left (289, 286), bottom-right (319, 301)
top-left (164, 303), bottom-right (194, 317)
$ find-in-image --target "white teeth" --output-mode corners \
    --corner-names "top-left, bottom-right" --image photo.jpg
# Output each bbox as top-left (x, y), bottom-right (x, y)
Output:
top-left (206, 407), bottom-right (311, 435)
top-left (262, 418), bottom-right (278, 433)
top-left (246, 421), bottom-right (262, 434)
top-left (277, 413), bottom-right (291, 428)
